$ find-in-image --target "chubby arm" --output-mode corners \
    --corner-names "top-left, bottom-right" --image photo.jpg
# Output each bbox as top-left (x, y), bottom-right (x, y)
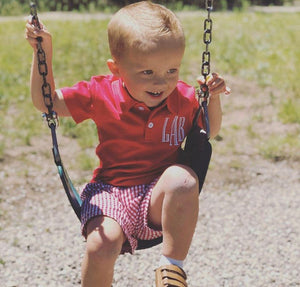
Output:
top-left (197, 73), bottom-right (230, 138)
top-left (25, 17), bottom-right (71, 117)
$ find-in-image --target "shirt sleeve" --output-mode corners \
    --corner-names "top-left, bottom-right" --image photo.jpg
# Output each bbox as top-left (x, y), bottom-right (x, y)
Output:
top-left (59, 80), bottom-right (93, 124)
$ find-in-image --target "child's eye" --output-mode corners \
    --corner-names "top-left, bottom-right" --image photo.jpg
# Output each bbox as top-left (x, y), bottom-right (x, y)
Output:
top-left (167, 69), bottom-right (177, 74)
top-left (142, 70), bottom-right (153, 75)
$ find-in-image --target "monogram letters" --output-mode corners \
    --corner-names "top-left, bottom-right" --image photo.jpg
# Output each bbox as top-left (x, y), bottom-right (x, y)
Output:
top-left (162, 116), bottom-right (185, 146)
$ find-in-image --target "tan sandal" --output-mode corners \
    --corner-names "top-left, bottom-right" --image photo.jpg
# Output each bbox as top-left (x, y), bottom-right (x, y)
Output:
top-left (155, 264), bottom-right (187, 287)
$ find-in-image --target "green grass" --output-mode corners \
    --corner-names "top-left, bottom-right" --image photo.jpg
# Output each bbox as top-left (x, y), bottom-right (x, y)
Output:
top-left (183, 12), bottom-right (300, 92)
top-left (77, 150), bottom-right (99, 171)
top-left (0, 11), bottom-right (299, 167)
top-left (259, 132), bottom-right (300, 161)
top-left (60, 118), bottom-right (99, 148)
top-left (278, 98), bottom-right (300, 124)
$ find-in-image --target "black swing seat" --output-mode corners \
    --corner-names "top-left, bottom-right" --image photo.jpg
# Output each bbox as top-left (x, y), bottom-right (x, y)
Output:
top-left (178, 125), bottom-right (212, 191)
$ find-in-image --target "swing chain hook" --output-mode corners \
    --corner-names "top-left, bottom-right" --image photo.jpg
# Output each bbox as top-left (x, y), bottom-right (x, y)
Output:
top-left (30, 2), bottom-right (58, 128)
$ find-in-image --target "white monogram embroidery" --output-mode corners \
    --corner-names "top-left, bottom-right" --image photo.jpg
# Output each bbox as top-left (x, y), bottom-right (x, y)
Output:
top-left (162, 116), bottom-right (185, 146)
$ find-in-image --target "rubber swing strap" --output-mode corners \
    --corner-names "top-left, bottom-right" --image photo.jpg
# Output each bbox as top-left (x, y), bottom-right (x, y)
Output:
top-left (49, 123), bottom-right (82, 220)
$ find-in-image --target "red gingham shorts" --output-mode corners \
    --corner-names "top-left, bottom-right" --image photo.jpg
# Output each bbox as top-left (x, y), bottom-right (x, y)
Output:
top-left (80, 178), bottom-right (163, 254)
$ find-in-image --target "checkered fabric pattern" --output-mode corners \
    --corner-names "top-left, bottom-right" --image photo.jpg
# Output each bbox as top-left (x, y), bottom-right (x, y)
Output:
top-left (80, 178), bottom-right (163, 253)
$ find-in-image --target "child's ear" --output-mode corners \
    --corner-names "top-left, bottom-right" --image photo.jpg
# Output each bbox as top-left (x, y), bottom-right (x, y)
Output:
top-left (107, 59), bottom-right (120, 76)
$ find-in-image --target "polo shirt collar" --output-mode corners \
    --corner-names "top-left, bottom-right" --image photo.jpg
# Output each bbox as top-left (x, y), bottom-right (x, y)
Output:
top-left (165, 88), bottom-right (179, 114)
top-left (112, 78), bottom-right (179, 114)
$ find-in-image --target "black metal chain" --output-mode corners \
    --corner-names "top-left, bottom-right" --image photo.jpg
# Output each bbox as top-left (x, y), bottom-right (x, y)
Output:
top-left (194, 0), bottom-right (213, 138)
top-left (201, 0), bottom-right (213, 84)
top-left (30, 2), bottom-right (58, 128)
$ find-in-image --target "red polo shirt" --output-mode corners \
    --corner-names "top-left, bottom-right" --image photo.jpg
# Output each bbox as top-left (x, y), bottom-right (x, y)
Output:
top-left (61, 75), bottom-right (201, 186)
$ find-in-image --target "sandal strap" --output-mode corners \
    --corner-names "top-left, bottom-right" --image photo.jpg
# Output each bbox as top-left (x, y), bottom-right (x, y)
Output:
top-left (155, 265), bottom-right (187, 287)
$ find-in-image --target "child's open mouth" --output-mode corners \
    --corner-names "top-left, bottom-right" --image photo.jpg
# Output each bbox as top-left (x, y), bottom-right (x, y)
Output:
top-left (147, 91), bottom-right (163, 97)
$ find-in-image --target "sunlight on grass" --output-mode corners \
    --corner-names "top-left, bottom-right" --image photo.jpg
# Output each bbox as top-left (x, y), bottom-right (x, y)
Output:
top-left (50, 20), bottom-right (110, 86)
top-left (60, 118), bottom-right (98, 148)
top-left (259, 132), bottom-right (300, 161)
top-left (77, 150), bottom-right (98, 171)
top-left (183, 12), bottom-right (299, 97)
top-left (278, 99), bottom-right (300, 124)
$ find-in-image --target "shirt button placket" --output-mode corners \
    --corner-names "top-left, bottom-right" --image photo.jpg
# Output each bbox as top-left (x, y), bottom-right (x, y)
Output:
top-left (145, 121), bottom-right (154, 141)
top-left (148, 122), bottom-right (154, 129)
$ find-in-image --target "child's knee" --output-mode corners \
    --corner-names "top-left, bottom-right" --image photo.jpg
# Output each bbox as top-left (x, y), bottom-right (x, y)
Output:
top-left (163, 165), bottom-right (199, 195)
top-left (86, 231), bottom-right (122, 264)
top-left (85, 217), bottom-right (124, 263)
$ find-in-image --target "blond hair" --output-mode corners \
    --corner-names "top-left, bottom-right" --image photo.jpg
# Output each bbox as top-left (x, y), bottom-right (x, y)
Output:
top-left (108, 1), bottom-right (185, 60)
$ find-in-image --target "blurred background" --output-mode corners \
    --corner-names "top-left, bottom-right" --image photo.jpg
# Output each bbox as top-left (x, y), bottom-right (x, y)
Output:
top-left (0, 0), bottom-right (299, 286)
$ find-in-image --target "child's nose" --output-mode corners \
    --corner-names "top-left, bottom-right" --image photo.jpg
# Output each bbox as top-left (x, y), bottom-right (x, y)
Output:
top-left (153, 75), bottom-right (167, 86)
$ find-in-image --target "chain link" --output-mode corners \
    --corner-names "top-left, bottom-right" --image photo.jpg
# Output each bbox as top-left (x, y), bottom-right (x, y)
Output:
top-left (200, 0), bottom-right (213, 97)
top-left (194, 0), bottom-right (213, 138)
top-left (30, 3), bottom-right (58, 128)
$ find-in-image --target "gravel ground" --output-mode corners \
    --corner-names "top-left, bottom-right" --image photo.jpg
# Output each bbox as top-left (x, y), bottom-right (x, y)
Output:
top-left (1, 152), bottom-right (299, 286)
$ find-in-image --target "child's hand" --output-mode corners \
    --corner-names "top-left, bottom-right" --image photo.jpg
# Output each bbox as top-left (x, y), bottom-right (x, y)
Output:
top-left (25, 16), bottom-right (52, 51)
top-left (197, 72), bottom-right (231, 98)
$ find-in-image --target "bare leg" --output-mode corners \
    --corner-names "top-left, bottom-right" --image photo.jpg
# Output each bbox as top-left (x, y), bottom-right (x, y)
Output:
top-left (149, 164), bottom-right (199, 260)
top-left (81, 216), bottom-right (125, 287)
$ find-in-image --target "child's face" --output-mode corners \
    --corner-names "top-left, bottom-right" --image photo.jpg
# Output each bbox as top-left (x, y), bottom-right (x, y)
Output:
top-left (111, 39), bottom-right (184, 108)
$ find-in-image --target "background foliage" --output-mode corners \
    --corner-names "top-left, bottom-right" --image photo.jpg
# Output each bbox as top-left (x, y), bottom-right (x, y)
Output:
top-left (0, 10), bottom-right (299, 164)
top-left (0, 0), bottom-right (295, 15)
